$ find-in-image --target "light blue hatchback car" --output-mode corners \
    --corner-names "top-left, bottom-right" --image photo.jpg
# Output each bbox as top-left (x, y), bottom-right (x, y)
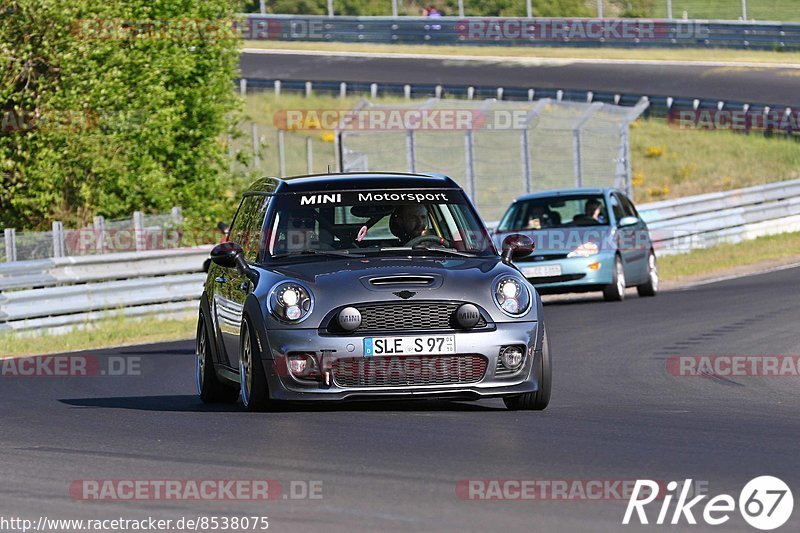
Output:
top-left (493, 188), bottom-right (658, 301)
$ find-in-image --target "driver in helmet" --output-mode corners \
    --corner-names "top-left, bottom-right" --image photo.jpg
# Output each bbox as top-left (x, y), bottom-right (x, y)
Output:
top-left (390, 204), bottom-right (430, 244)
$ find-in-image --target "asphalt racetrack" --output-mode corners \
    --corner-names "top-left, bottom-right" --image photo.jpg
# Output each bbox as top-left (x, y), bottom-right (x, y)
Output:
top-left (239, 50), bottom-right (800, 107)
top-left (1, 266), bottom-right (799, 532)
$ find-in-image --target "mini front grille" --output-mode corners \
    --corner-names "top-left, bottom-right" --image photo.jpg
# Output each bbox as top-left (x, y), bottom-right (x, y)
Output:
top-left (327, 302), bottom-right (488, 334)
top-left (332, 354), bottom-right (488, 388)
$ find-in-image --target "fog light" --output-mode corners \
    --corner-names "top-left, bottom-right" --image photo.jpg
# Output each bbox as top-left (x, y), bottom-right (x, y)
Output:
top-left (287, 354), bottom-right (320, 379)
top-left (500, 346), bottom-right (524, 370)
top-left (588, 262), bottom-right (601, 270)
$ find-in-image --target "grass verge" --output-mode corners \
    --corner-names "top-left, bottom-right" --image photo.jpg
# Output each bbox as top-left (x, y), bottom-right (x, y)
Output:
top-left (0, 315), bottom-right (196, 358)
top-left (659, 231), bottom-right (800, 282)
top-left (243, 41), bottom-right (800, 65)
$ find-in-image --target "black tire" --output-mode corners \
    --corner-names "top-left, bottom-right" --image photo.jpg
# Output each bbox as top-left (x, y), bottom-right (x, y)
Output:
top-left (239, 317), bottom-right (275, 412)
top-left (503, 327), bottom-right (552, 411)
top-left (637, 251), bottom-right (659, 297)
top-left (196, 313), bottom-right (239, 404)
top-left (603, 255), bottom-right (626, 302)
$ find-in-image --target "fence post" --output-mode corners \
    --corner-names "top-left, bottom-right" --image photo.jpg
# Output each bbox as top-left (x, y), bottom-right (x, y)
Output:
top-left (306, 136), bottom-right (314, 174)
top-left (667, 0), bottom-right (673, 19)
top-left (405, 130), bottom-right (416, 173)
top-left (328, 0), bottom-right (334, 17)
top-left (93, 216), bottom-right (106, 254)
top-left (464, 130), bottom-right (476, 202)
top-left (624, 128), bottom-right (633, 197)
top-left (240, 79), bottom-right (247, 96)
top-left (259, 0), bottom-right (266, 14)
top-left (133, 211), bottom-right (145, 252)
top-left (741, 0), bottom-right (747, 21)
top-left (278, 129), bottom-right (286, 177)
top-left (521, 129), bottom-right (532, 194)
top-left (171, 206), bottom-right (183, 227)
top-left (334, 132), bottom-right (342, 172)
top-left (4, 228), bottom-right (16, 262)
top-left (597, 0), bottom-right (603, 18)
top-left (392, 0), bottom-right (398, 17)
top-left (526, 0), bottom-right (533, 18)
top-left (252, 123), bottom-right (260, 168)
top-left (52, 221), bottom-right (65, 258)
top-left (458, 0), bottom-right (465, 17)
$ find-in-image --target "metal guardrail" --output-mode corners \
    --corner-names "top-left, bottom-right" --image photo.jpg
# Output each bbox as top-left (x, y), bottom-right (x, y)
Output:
top-left (242, 15), bottom-right (800, 50)
top-left (638, 179), bottom-right (800, 254)
top-left (2, 180), bottom-right (799, 335)
top-left (0, 247), bottom-right (211, 333)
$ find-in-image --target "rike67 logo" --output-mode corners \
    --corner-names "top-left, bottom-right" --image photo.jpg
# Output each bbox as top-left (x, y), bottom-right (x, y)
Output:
top-left (623, 476), bottom-right (793, 530)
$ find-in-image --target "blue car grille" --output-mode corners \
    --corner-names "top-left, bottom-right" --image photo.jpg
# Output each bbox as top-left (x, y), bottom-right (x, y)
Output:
top-left (331, 354), bottom-right (488, 388)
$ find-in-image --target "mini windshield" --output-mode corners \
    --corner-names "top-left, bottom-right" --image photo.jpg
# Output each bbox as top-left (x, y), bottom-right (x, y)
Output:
top-left (498, 195), bottom-right (610, 231)
top-left (266, 189), bottom-right (495, 258)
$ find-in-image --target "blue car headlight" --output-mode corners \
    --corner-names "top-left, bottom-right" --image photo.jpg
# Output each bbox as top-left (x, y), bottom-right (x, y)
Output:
top-left (567, 241), bottom-right (599, 258)
top-left (493, 276), bottom-right (531, 317)
top-left (268, 282), bottom-right (314, 323)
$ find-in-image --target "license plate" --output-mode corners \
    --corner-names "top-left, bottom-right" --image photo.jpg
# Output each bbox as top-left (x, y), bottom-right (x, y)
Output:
top-left (522, 264), bottom-right (562, 278)
top-left (364, 335), bottom-right (456, 356)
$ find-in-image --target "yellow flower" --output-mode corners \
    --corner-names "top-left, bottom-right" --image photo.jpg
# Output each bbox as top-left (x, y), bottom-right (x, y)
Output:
top-left (321, 132), bottom-right (335, 143)
top-left (631, 171), bottom-right (645, 187)
top-left (644, 146), bottom-right (664, 158)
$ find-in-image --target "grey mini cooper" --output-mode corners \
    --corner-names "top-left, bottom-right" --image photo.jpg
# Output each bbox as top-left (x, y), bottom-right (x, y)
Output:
top-left (197, 173), bottom-right (551, 411)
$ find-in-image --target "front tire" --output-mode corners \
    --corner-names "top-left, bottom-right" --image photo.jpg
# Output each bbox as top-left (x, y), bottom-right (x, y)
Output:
top-left (637, 251), bottom-right (659, 297)
top-left (603, 255), bottom-right (626, 302)
top-left (239, 317), bottom-right (274, 412)
top-left (196, 313), bottom-right (239, 404)
top-left (504, 327), bottom-right (551, 411)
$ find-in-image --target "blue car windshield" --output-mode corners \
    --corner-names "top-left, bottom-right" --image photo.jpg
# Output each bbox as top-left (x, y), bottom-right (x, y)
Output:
top-left (498, 195), bottom-right (610, 231)
top-left (265, 189), bottom-right (496, 257)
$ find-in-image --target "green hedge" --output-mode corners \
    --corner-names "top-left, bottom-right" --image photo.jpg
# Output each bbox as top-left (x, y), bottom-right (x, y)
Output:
top-left (1, 0), bottom-right (243, 231)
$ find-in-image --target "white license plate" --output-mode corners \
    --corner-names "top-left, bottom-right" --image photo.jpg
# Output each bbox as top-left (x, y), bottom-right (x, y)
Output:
top-left (364, 335), bottom-right (456, 356)
top-left (522, 264), bottom-right (562, 278)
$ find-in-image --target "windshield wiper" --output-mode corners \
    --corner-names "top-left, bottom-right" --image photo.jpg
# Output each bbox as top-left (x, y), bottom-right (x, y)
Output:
top-left (378, 246), bottom-right (478, 258)
top-left (270, 250), bottom-right (365, 259)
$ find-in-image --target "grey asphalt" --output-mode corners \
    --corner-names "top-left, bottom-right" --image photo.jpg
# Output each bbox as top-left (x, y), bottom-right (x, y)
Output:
top-left (1, 266), bottom-right (799, 532)
top-left (239, 51), bottom-right (800, 107)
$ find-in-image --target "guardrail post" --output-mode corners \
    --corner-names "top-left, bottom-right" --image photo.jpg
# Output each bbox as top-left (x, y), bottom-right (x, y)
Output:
top-left (340, 82), bottom-right (347, 99)
top-left (306, 136), bottom-right (314, 174)
top-left (370, 83), bottom-right (378, 99)
top-left (464, 130), bottom-right (476, 202)
top-left (133, 211), bottom-right (145, 252)
top-left (228, 133), bottom-right (235, 174)
top-left (404, 85), bottom-right (411, 100)
top-left (93, 216), bottom-right (106, 254)
top-left (274, 80), bottom-right (281, 97)
top-left (4, 228), bottom-right (16, 262)
top-left (240, 79), bottom-right (247, 96)
top-left (52, 221), bottom-right (65, 258)
top-left (171, 206), bottom-right (183, 227)
top-left (305, 81), bottom-right (313, 98)
top-left (252, 123), bottom-right (260, 168)
top-left (278, 129), bottom-right (286, 177)
top-left (467, 87), bottom-right (474, 100)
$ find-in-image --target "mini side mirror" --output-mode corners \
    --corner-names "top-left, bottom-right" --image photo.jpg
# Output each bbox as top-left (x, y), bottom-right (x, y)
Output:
top-left (210, 242), bottom-right (243, 269)
top-left (501, 234), bottom-right (535, 262)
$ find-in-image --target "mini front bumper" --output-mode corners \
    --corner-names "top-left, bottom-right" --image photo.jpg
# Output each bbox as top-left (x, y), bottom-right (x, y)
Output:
top-left (258, 321), bottom-right (541, 401)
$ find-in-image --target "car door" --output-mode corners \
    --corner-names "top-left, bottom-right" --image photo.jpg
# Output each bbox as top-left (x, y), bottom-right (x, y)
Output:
top-left (219, 194), bottom-right (272, 369)
top-left (619, 193), bottom-right (651, 284)
top-left (613, 192), bottom-right (648, 283)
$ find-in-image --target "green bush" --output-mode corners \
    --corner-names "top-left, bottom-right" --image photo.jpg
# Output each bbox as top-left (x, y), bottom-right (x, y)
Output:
top-left (0, 0), bottom-right (243, 231)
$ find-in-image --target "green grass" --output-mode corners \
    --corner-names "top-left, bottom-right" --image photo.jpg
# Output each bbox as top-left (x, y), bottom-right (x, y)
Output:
top-left (659, 231), bottom-right (800, 281)
top-left (0, 315), bottom-right (196, 358)
top-left (243, 41), bottom-right (800, 65)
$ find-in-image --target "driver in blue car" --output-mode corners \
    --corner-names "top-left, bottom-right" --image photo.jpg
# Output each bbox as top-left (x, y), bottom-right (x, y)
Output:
top-left (391, 204), bottom-right (430, 244)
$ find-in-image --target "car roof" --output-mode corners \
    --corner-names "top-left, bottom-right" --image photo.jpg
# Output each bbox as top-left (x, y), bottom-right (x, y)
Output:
top-left (513, 187), bottom-right (618, 202)
top-left (248, 172), bottom-right (461, 194)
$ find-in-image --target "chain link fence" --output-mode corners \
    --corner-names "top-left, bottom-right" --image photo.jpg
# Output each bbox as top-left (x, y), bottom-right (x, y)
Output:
top-left (338, 97), bottom-right (648, 221)
top-left (2, 208), bottom-right (183, 263)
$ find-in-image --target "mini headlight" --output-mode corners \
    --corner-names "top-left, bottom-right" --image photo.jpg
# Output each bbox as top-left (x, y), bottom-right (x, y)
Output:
top-left (493, 276), bottom-right (531, 317)
top-left (500, 346), bottom-right (525, 370)
top-left (567, 241), bottom-right (599, 258)
top-left (269, 282), bottom-right (314, 323)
